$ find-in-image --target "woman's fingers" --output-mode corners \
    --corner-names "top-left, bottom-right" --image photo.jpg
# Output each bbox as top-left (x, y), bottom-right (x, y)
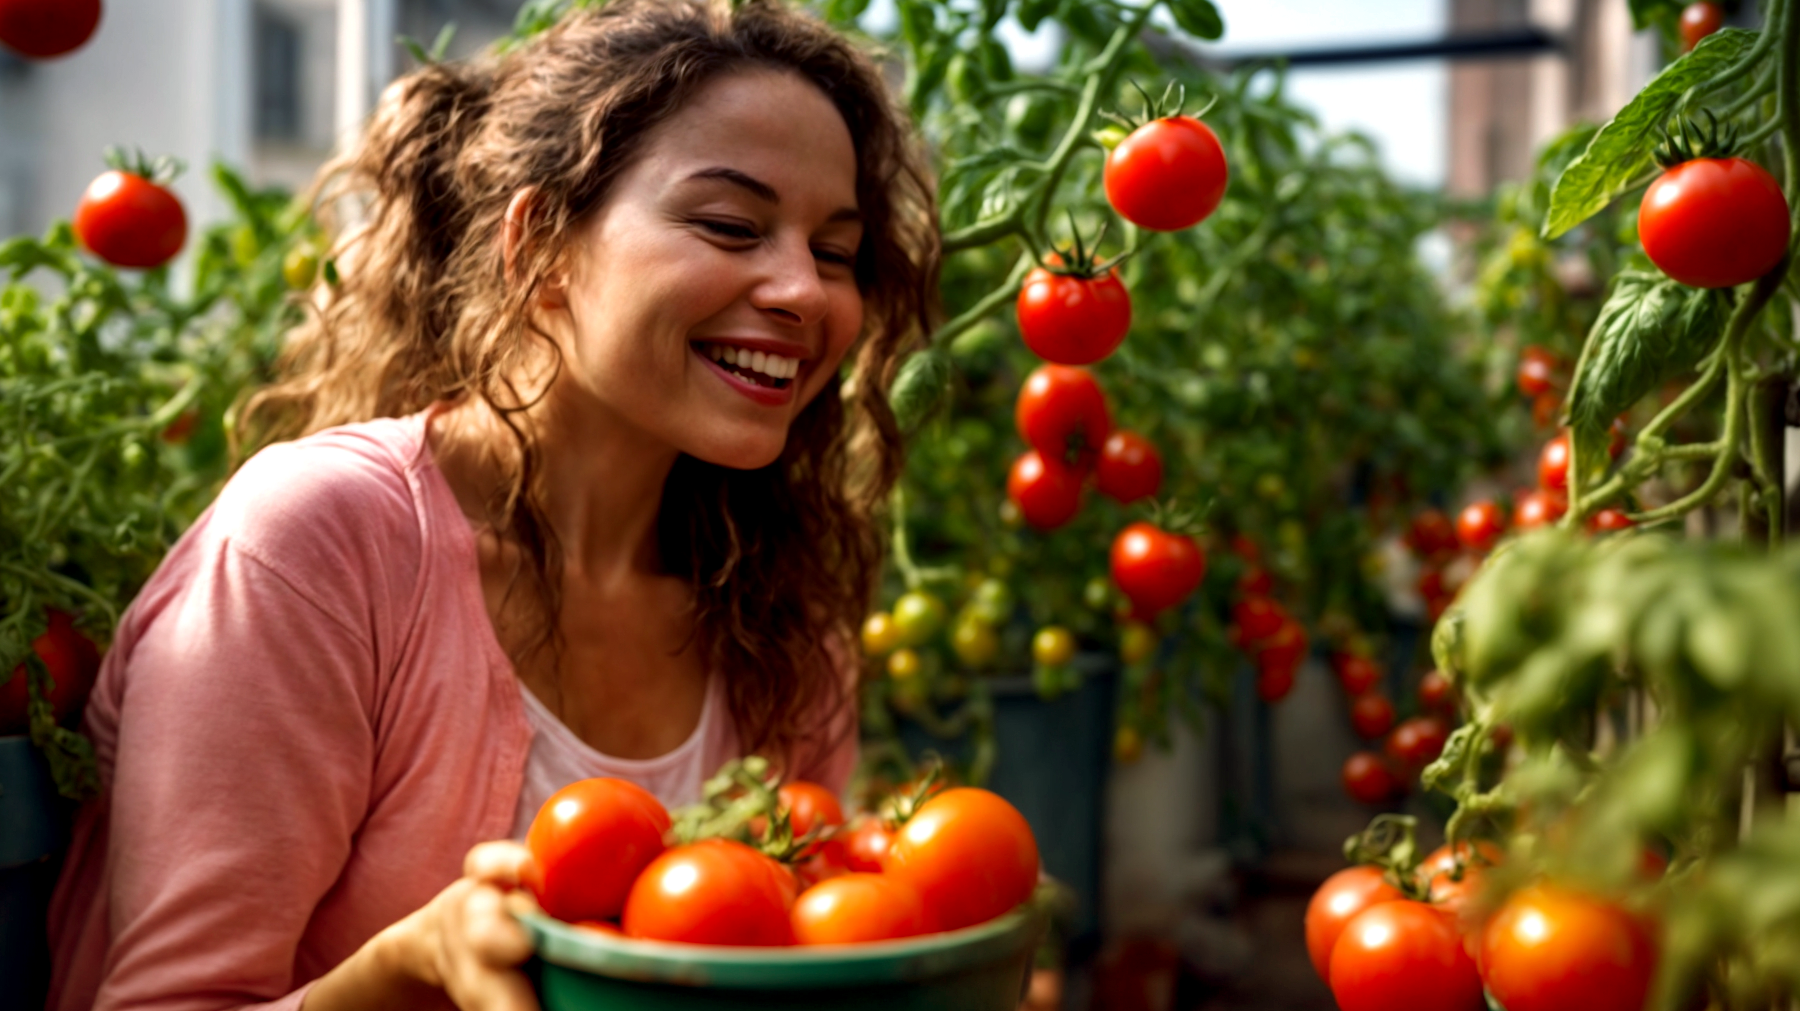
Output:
top-left (463, 884), bottom-right (536, 966)
top-left (464, 839), bottom-right (535, 887)
top-left (435, 880), bottom-right (541, 1011)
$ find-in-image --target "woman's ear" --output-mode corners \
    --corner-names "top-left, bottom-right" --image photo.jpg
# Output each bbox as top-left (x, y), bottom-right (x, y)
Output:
top-left (503, 187), bottom-right (569, 309)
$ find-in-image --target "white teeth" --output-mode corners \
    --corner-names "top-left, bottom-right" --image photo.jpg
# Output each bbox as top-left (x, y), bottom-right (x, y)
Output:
top-left (702, 343), bottom-right (800, 382)
top-left (750, 351), bottom-right (766, 373)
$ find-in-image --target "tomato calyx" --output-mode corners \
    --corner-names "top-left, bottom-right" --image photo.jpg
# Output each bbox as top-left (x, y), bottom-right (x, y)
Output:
top-left (1099, 80), bottom-right (1218, 137)
top-left (1139, 496), bottom-right (1211, 540)
top-left (103, 145), bottom-right (186, 188)
top-left (1340, 814), bottom-right (1432, 902)
top-left (667, 757), bottom-right (835, 864)
top-left (1035, 211), bottom-right (1129, 280)
top-left (878, 758), bottom-right (949, 828)
top-left (1652, 109), bottom-right (1740, 168)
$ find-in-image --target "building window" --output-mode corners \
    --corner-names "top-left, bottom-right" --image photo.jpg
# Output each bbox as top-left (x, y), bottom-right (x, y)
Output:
top-left (254, 5), bottom-right (303, 143)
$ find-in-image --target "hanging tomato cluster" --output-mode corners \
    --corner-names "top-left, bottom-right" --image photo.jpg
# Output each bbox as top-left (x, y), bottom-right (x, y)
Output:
top-left (1222, 540), bottom-right (1307, 703)
top-left (525, 763), bottom-right (1039, 946)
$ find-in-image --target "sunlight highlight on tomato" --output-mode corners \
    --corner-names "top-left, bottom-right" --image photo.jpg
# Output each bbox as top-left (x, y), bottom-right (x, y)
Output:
top-left (1103, 116), bottom-right (1229, 232)
top-left (1305, 865), bottom-right (1404, 980)
top-left (1330, 901), bottom-right (1485, 1011)
top-left (880, 787), bottom-right (1039, 932)
top-left (1480, 884), bottom-right (1657, 1011)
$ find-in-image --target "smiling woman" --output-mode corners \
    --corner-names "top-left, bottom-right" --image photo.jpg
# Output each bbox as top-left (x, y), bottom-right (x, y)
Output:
top-left (43, 2), bottom-right (938, 1010)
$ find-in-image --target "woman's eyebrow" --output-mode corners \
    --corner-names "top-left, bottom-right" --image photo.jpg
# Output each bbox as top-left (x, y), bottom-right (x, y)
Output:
top-left (683, 166), bottom-right (861, 223)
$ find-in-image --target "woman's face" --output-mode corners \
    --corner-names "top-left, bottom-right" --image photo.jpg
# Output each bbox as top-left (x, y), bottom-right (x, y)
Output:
top-left (545, 68), bottom-right (865, 469)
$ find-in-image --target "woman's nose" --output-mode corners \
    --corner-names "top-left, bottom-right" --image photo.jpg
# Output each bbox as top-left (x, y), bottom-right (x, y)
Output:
top-left (750, 234), bottom-right (831, 327)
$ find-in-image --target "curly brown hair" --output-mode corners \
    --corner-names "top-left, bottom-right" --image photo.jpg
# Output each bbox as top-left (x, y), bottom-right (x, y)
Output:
top-left (240, 0), bottom-right (939, 765)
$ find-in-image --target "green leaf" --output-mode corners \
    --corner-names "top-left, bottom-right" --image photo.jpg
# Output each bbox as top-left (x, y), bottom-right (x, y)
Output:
top-left (897, 0), bottom-right (935, 52)
top-left (979, 0), bottom-right (1007, 32)
top-left (1566, 271), bottom-right (1728, 468)
top-left (1016, 0), bottom-right (1057, 32)
top-left (1167, 0), bottom-right (1223, 41)
top-left (890, 348), bottom-right (955, 431)
top-left (1541, 28), bottom-right (1758, 240)
top-left (822, 0), bottom-right (871, 26)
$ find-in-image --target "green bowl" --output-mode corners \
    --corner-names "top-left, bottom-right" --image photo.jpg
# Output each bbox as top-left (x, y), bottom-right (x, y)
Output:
top-left (522, 909), bottom-right (1040, 1011)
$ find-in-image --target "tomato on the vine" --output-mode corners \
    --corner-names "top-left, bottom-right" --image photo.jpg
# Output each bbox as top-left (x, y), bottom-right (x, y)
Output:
top-left (1256, 666), bottom-right (1296, 703)
top-left (1480, 885), bottom-right (1657, 1011)
top-left (1517, 346), bottom-right (1558, 398)
top-left (1350, 693), bottom-right (1396, 739)
top-left (1343, 752), bottom-right (1399, 805)
top-left (1255, 619), bottom-right (1307, 677)
top-left (1231, 596), bottom-right (1287, 642)
top-left (1680, 1), bottom-right (1723, 51)
top-left (623, 838), bottom-right (796, 945)
top-left (1095, 430), bottom-right (1163, 503)
top-left (1640, 155), bottom-right (1790, 289)
top-left (1118, 621), bottom-right (1157, 665)
top-left (791, 873), bottom-right (928, 945)
top-left (1305, 865), bottom-right (1403, 980)
top-left (1110, 522), bottom-right (1205, 615)
top-left (1016, 263), bottom-right (1131, 365)
top-left (951, 617), bottom-right (999, 668)
top-left (779, 781), bottom-right (845, 843)
top-left (0, 0), bottom-right (101, 58)
top-left (861, 612), bottom-right (901, 657)
top-left (881, 787), bottom-right (1040, 932)
top-left (1015, 364), bottom-right (1111, 467)
top-left (74, 170), bottom-right (188, 270)
top-left (886, 647), bottom-right (921, 680)
top-left (1032, 625), bottom-right (1076, 667)
top-left (1236, 565), bottom-right (1274, 597)
top-left (1336, 654), bottom-right (1381, 696)
top-left (1008, 450), bottom-right (1084, 530)
top-left (1385, 716), bottom-right (1450, 771)
top-left (1589, 508), bottom-right (1635, 533)
top-left (1456, 501), bottom-right (1507, 552)
top-left (1, 609), bottom-right (101, 736)
top-left (1330, 901), bottom-right (1485, 1011)
top-left (1405, 509), bottom-right (1458, 558)
top-left (891, 591), bottom-right (945, 646)
top-left (1418, 669), bottom-right (1456, 714)
top-left (1515, 490), bottom-right (1568, 530)
top-left (526, 777), bottom-right (671, 923)
top-left (1103, 115), bottom-right (1229, 232)
top-left (1538, 432), bottom-right (1571, 491)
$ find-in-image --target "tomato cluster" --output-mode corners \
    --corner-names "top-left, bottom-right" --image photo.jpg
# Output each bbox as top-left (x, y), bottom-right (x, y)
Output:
top-left (1224, 550), bottom-right (1306, 703)
top-left (1, 609), bottom-right (102, 736)
top-left (1307, 847), bottom-right (1657, 1011)
top-left (1334, 654), bottom-right (1455, 806)
top-left (526, 774), bottom-right (1039, 946)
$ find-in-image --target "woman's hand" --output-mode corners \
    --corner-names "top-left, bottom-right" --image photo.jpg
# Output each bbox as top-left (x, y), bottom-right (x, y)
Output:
top-left (304, 841), bottom-right (543, 1011)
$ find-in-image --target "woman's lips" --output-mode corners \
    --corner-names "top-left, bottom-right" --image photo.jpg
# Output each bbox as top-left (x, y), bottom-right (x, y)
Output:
top-left (693, 344), bottom-right (797, 407)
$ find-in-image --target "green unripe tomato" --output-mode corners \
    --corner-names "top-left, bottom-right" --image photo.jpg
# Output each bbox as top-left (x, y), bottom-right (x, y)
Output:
top-left (1032, 626), bottom-right (1076, 667)
top-left (1119, 621), bottom-right (1156, 665)
top-left (891, 591), bottom-right (946, 646)
top-left (282, 245), bottom-right (320, 289)
top-left (1083, 577), bottom-right (1113, 611)
top-left (950, 618), bottom-right (999, 668)
top-left (969, 578), bottom-right (1014, 625)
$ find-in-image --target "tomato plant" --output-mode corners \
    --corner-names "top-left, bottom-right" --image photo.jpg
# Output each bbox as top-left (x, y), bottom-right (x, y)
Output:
top-left (0, 0), bottom-right (101, 58)
top-left (526, 777), bottom-right (672, 923)
top-left (622, 838), bottom-right (796, 945)
top-left (0, 610), bottom-right (100, 736)
top-left (880, 787), bottom-right (1039, 932)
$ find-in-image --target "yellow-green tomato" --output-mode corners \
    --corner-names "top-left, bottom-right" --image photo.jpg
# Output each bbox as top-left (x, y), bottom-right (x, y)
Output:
top-left (950, 619), bottom-right (999, 669)
top-left (1119, 621), bottom-right (1157, 665)
top-left (282, 245), bottom-right (319, 289)
top-left (1114, 726), bottom-right (1143, 764)
top-left (892, 592), bottom-right (946, 646)
top-left (886, 647), bottom-right (922, 680)
top-left (862, 612), bottom-right (902, 657)
top-left (1032, 626), bottom-right (1076, 667)
top-left (968, 579), bottom-right (1013, 625)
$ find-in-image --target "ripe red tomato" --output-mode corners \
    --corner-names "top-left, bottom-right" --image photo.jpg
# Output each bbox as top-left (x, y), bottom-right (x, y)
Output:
top-left (1455, 501), bottom-right (1507, 552)
top-left (1330, 901), bottom-right (1485, 1011)
top-left (1236, 565), bottom-right (1274, 596)
top-left (1015, 364), bottom-right (1111, 467)
top-left (1, 609), bottom-right (101, 736)
top-left (526, 778), bottom-right (671, 923)
top-left (841, 815), bottom-right (894, 873)
top-left (1231, 596), bottom-right (1287, 643)
top-left (779, 781), bottom-right (845, 838)
top-left (1640, 156), bottom-right (1790, 289)
top-left (1110, 522), bottom-right (1205, 616)
top-left (73, 170), bottom-right (188, 270)
top-left (1386, 716), bottom-right (1450, 771)
top-left (1514, 490), bottom-right (1568, 530)
top-left (1419, 840), bottom-right (1504, 880)
top-left (1350, 693), bottom-right (1396, 739)
top-left (791, 873), bottom-right (929, 945)
top-left (1305, 865), bottom-right (1403, 980)
top-left (622, 838), bottom-right (796, 945)
top-left (1480, 885), bottom-right (1657, 1011)
top-left (1405, 509), bottom-right (1458, 558)
top-left (1008, 450), bottom-right (1083, 530)
top-left (1679, 1), bottom-right (1723, 51)
top-left (1255, 619), bottom-right (1307, 676)
top-left (1418, 669), bottom-right (1456, 715)
top-left (1517, 348), bottom-right (1557, 398)
top-left (1589, 508), bottom-right (1635, 533)
top-left (1336, 654), bottom-right (1381, 696)
top-left (1343, 752), bottom-right (1399, 805)
top-left (1016, 264), bottom-right (1132, 365)
top-left (1095, 430), bottom-right (1163, 503)
top-left (0, 0), bottom-right (101, 58)
top-left (881, 787), bottom-right (1039, 932)
top-left (1102, 116), bottom-right (1229, 232)
top-left (1256, 666), bottom-right (1296, 703)
top-left (1538, 433), bottom-right (1571, 492)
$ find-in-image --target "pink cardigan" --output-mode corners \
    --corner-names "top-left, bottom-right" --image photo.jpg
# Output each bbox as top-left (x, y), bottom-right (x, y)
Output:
top-left (46, 413), bottom-right (856, 1011)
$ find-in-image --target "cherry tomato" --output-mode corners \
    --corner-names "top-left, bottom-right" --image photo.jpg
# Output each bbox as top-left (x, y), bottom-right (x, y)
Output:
top-left (0, 0), bottom-right (100, 58)
top-left (886, 648), bottom-right (921, 680)
top-left (1343, 752), bottom-right (1399, 805)
top-left (1419, 840), bottom-right (1504, 880)
top-left (1350, 693), bottom-right (1396, 739)
top-left (1114, 725), bottom-right (1144, 763)
top-left (1256, 666), bottom-right (1296, 703)
top-left (791, 872), bottom-right (929, 945)
top-left (1032, 625), bottom-right (1076, 666)
top-left (1517, 351), bottom-right (1557, 398)
top-left (1118, 621), bottom-right (1157, 665)
top-left (1110, 522), bottom-right (1205, 616)
top-left (1418, 669), bottom-right (1456, 714)
top-left (1679, 1), bottom-right (1723, 51)
top-left (1515, 490), bottom-right (1568, 530)
top-left (1456, 501), bottom-right (1507, 552)
top-left (1236, 565), bottom-right (1274, 597)
top-left (1330, 901), bottom-right (1485, 1011)
top-left (1008, 450), bottom-right (1084, 530)
top-left (623, 838), bottom-right (796, 945)
top-left (1589, 508), bottom-right (1635, 533)
top-left (1538, 432), bottom-right (1571, 492)
top-left (1640, 156), bottom-right (1790, 289)
top-left (779, 781), bottom-right (845, 842)
top-left (1231, 596), bottom-right (1287, 643)
top-left (1336, 654), bottom-right (1381, 696)
top-left (1386, 716), bottom-right (1451, 771)
top-left (1095, 430), bottom-right (1163, 503)
top-left (951, 617), bottom-right (1000, 668)
top-left (1103, 115), bottom-right (1228, 231)
top-left (1405, 509), bottom-right (1458, 557)
top-left (891, 591), bottom-right (945, 646)
top-left (1305, 865), bottom-right (1404, 981)
top-left (861, 612), bottom-right (901, 656)
top-left (841, 815), bottom-right (894, 872)
top-left (1, 610), bottom-right (101, 736)
top-left (1016, 264), bottom-right (1131, 365)
top-left (1015, 365), bottom-right (1111, 467)
top-left (526, 778), bottom-right (671, 923)
top-left (1255, 619), bottom-right (1307, 676)
top-left (1480, 885), bottom-right (1657, 1011)
top-left (73, 170), bottom-right (188, 270)
top-left (881, 787), bottom-right (1040, 932)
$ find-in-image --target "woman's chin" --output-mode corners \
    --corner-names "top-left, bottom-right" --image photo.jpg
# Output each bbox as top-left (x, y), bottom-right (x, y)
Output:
top-left (684, 431), bottom-right (788, 471)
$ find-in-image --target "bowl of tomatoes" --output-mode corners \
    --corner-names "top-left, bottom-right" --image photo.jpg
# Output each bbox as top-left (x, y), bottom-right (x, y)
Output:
top-left (518, 764), bottom-right (1044, 1011)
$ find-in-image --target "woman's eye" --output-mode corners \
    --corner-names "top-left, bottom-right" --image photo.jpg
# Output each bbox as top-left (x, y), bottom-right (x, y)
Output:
top-left (698, 219), bottom-right (760, 241)
top-left (814, 248), bottom-right (856, 267)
